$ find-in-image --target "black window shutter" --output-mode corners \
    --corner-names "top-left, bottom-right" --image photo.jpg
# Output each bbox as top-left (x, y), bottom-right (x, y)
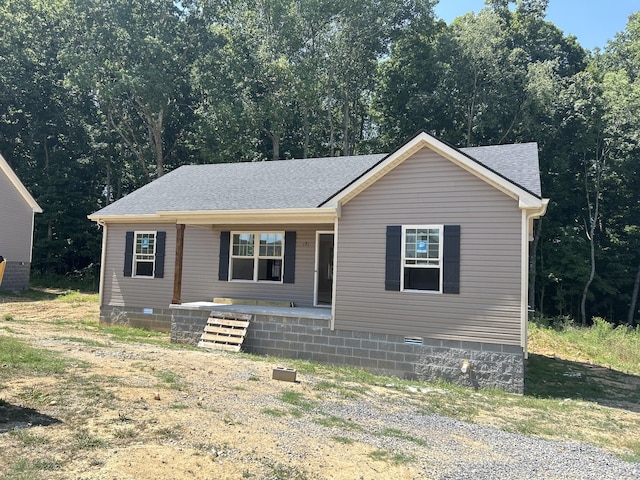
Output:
top-left (443, 225), bottom-right (461, 294)
top-left (385, 225), bottom-right (402, 291)
top-left (154, 231), bottom-right (166, 278)
top-left (283, 231), bottom-right (296, 284)
top-left (124, 231), bottom-right (134, 277)
top-left (219, 231), bottom-right (230, 281)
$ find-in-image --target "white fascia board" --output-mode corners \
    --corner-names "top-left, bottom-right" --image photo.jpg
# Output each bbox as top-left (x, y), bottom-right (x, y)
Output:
top-left (87, 214), bottom-right (162, 224)
top-left (89, 208), bottom-right (338, 225)
top-left (324, 132), bottom-right (543, 209)
top-left (0, 154), bottom-right (43, 213)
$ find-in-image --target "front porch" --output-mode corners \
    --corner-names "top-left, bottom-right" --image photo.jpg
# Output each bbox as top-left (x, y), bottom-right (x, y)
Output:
top-left (169, 301), bottom-right (331, 348)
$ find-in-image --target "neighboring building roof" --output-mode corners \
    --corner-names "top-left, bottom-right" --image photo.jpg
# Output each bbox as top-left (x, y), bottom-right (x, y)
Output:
top-left (90, 133), bottom-right (543, 219)
top-left (0, 154), bottom-right (42, 213)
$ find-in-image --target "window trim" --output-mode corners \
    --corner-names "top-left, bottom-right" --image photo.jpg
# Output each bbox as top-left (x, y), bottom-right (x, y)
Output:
top-left (229, 231), bottom-right (285, 283)
top-left (400, 224), bottom-right (443, 293)
top-left (132, 230), bottom-right (157, 279)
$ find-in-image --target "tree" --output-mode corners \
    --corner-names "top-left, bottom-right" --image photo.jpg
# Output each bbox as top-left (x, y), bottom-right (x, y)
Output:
top-left (63, 0), bottom-right (200, 182)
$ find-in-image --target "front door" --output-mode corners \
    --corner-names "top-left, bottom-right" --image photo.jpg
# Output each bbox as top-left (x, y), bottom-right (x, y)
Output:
top-left (315, 233), bottom-right (334, 306)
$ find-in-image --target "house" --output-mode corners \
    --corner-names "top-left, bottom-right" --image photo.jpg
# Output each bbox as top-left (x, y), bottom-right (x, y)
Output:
top-left (0, 154), bottom-right (42, 291)
top-left (88, 131), bottom-right (548, 392)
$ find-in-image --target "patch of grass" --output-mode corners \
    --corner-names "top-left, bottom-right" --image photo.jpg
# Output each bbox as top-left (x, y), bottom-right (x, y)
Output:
top-left (288, 408), bottom-right (304, 418)
top-left (367, 449), bottom-right (415, 465)
top-left (101, 325), bottom-right (170, 346)
top-left (154, 425), bottom-right (182, 440)
top-left (280, 390), bottom-right (316, 411)
top-left (154, 369), bottom-right (188, 391)
top-left (379, 428), bottom-right (427, 446)
top-left (529, 318), bottom-right (640, 375)
top-left (0, 457), bottom-right (62, 480)
top-left (313, 380), bottom-right (361, 399)
top-left (170, 403), bottom-right (189, 410)
top-left (8, 430), bottom-right (49, 446)
top-left (2, 313), bottom-right (15, 321)
top-left (331, 435), bottom-right (354, 444)
top-left (265, 462), bottom-right (310, 480)
top-left (55, 291), bottom-right (99, 304)
top-left (261, 408), bottom-right (287, 417)
top-left (0, 337), bottom-right (69, 378)
top-left (73, 429), bottom-right (110, 450)
top-left (16, 386), bottom-right (51, 406)
top-left (113, 426), bottom-right (137, 439)
top-left (54, 336), bottom-right (108, 348)
top-left (314, 415), bottom-right (361, 431)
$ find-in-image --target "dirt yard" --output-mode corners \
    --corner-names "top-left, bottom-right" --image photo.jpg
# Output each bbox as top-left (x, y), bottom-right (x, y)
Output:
top-left (0, 291), bottom-right (639, 480)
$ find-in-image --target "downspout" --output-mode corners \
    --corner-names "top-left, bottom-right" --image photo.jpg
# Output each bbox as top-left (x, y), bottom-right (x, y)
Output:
top-left (520, 200), bottom-right (549, 358)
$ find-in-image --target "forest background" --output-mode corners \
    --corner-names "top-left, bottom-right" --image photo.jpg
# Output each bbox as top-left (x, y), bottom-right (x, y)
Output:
top-left (1, 0), bottom-right (639, 326)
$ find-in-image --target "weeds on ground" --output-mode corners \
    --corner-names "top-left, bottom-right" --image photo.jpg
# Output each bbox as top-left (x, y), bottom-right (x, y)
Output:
top-left (0, 337), bottom-right (68, 379)
top-left (529, 317), bottom-right (640, 375)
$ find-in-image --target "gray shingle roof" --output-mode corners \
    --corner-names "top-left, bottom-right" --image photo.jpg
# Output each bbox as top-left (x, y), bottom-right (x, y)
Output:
top-left (462, 143), bottom-right (541, 197)
top-left (91, 142), bottom-right (541, 217)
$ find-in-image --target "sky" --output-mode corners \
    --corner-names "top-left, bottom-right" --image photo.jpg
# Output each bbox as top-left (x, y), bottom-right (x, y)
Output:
top-left (434, 0), bottom-right (640, 51)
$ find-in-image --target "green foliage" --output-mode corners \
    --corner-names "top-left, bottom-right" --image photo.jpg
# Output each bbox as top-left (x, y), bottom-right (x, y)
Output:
top-left (367, 449), bottom-right (415, 465)
top-left (529, 318), bottom-right (640, 376)
top-left (0, 337), bottom-right (68, 378)
top-left (279, 390), bottom-right (316, 411)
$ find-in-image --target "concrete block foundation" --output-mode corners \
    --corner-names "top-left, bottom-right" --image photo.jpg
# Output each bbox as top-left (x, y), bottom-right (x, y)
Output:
top-left (167, 304), bottom-right (524, 393)
top-left (0, 261), bottom-right (31, 292)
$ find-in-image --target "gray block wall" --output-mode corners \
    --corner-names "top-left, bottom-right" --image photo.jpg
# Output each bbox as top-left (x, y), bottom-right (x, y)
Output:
top-left (170, 306), bottom-right (524, 393)
top-left (0, 261), bottom-right (31, 292)
top-left (100, 305), bottom-right (173, 333)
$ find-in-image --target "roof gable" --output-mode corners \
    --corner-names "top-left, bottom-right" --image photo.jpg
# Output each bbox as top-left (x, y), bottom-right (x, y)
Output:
top-left (0, 154), bottom-right (42, 213)
top-left (321, 131), bottom-right (544, 210)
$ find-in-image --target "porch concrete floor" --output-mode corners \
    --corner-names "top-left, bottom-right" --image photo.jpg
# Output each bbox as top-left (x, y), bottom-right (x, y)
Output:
top-left (172, 301), bottom-right (331, 320)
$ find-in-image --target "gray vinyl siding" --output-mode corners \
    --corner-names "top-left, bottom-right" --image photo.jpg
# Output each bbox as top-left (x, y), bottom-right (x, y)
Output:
top-left (186, 224), bottom-right (332, 307)
top-left (102, 223), bottom-right (175, 309)
top-left (334, 148), bottom-right (523, 345)
top-left (0, 169), bottom-right (34, 262)
top-left (103, 223), bottom-right (331, 309)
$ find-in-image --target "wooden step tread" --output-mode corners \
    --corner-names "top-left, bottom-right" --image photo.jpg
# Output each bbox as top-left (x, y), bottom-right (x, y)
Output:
top-left (200, 333), bottom-right (245, 344)
top-left (204, 325), bottom-right (246, 336)
top-left (197, 341), bottom-right (241, 352)
top-left (207, 318), bottom-right (250, 328)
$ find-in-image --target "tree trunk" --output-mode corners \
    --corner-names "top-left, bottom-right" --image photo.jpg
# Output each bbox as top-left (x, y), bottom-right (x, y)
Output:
top-left (342, 88), bottom-right (350, 156)
top-left (580, 226), bottom-right (596, 326)
top-left (627, 263), bottom-right (640, 326)
top-left (580, 151), bottom-right (603, 326)
top-left (302, 107), bottom-right (310, 159)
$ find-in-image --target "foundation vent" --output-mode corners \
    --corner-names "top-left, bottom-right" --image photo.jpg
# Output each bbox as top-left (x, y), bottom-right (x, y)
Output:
top-left (404, 336), bottom-right (424, 346)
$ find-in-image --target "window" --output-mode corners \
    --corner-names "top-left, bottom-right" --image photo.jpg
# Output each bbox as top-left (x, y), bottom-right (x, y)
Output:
top-left (230, 232), bottom-right (283, 282)
top-left (385, 225), bottom-right (459, 294)
top-left (124, 231), bottom-right (166, 279)
top-left (402, 226), bottom-right (442, 292)
top-left (133, 232), bottom-right (157, 277)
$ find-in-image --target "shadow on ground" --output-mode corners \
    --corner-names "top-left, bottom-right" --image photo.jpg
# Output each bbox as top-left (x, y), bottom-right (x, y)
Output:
top-left (0, 400), bottom-right (61, 433)
top-left (525, 353), bottom-right (640, 412)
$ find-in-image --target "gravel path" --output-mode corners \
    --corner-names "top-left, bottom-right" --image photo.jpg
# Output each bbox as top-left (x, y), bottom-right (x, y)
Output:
top-left (270, 391), bottom-right (640, 480)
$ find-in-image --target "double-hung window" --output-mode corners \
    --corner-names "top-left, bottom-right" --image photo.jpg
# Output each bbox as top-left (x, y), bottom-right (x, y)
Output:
top-left (123, 230), bottom-right (166, 279)
top-left (402, 225), bottom-right (442, 292)
top-left (133, 231), bottom-right (156, 278)
top-left (231, 232), bottom-right (283, 282)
